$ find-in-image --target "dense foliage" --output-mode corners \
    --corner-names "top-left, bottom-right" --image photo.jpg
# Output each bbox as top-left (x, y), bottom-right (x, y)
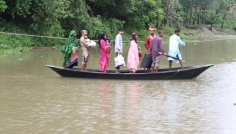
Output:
top-left (0, 0), bottom-right (236, 51)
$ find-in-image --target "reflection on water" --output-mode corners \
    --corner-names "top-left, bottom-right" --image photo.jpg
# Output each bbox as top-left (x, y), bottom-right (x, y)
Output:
top-left (0, 40), bottom-right (236, 133)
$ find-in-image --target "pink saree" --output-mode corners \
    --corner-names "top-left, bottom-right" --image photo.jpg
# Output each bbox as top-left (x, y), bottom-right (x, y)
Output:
top-left (98, 40), bottom-right (110, 72)
top-left (127, 40), bottom-right (139, 72)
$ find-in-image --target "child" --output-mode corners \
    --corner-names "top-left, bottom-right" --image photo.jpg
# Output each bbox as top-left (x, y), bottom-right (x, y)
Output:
top-left (84, 35), bottom-right (91, 52)
top-left (105, 34), bottom-right (111, 44)
top-left (105, 34), bottom-right (111, 51)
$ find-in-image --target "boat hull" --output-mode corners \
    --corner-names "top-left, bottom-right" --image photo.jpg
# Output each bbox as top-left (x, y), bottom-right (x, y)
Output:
top-left (46, 64), bottom-right (214, 80)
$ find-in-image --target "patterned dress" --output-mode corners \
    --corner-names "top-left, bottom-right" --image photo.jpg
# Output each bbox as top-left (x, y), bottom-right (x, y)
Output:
top-left (80, 36), bottom-right (90, 63)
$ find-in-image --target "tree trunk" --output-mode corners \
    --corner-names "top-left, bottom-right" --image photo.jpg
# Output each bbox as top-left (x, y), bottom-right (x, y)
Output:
top-left (221, 13), bottom-right (227, 29)
top-left (190, 11), bottom-right (193, 25)
top-left (193, 6), bottom-right (197, 25)
top-left (156, 21), bottom-right (159, 28)
top-left (197, 12), bottom-right (200, 25)
top-left (161, 18), bottom-right (167, 27)
top-left (186, 13), bottom-right (189, 25)
top-left (204, 11), bottom-right (208, 24)
top-left (160, 19), bottom-right (164, 27)
top-left (210, 16), bottom-right (216, 30)
top-left (169, 18), bottom-right (173, 27)
top-left (164, 18), bottom-right (167, 26)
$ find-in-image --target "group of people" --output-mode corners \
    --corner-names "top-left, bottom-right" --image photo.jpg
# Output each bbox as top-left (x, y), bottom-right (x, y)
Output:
top-left (144, 26), bottom-right (188, 72)
top-left (62, 26), bottom-right (187, 73)
top-left (61, 30), bottom-right (93, 71)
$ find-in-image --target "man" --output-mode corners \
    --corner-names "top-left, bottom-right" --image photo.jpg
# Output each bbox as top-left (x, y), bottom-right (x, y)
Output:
top-left (80, 30), bottom-right (90, 71)
top-left (144, 26), bottom-right (155, 52)
top-left (149, 30), bottom-right (167, 72)
top-left (114, 28), bottom-right (124, 73)
top-left (168, 29), bottom-right (188, 70)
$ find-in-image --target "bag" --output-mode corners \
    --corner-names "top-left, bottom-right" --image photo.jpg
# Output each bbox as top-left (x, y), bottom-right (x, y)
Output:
top-left (138, 47), bottom-right (142, 60)
top-left (114, 54), bottom-right (126, 67)
top-left (88, 40), bottom-right (96, 46)
top-left (140, 53), bottom-right (152, 69)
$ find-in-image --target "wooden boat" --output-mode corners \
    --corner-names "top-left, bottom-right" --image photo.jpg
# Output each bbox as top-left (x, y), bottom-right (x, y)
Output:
top-left (46, 64), bottom-right (214, 80)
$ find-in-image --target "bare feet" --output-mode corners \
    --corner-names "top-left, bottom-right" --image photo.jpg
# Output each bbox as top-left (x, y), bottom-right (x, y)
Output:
top-left (115, 71), bottom-right (120, 74)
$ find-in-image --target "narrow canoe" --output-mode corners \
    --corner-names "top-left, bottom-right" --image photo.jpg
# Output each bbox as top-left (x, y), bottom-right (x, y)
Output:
top-left (46, 64), bottom-right (214, 80)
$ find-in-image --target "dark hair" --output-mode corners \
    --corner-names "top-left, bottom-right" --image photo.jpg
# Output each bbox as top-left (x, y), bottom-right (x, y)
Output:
top-left (105, 34), bottom-right (110, 38)
top-left (118, 28), bottom-right (124, 31)
top-left (175, 29), bottom-right (180, 33)
top-left (98, 33), bottom-right (106, 48)
top-left (158, 30), bottom-right (163, 34)
top-left (130, 32), bottom-right (137, 43)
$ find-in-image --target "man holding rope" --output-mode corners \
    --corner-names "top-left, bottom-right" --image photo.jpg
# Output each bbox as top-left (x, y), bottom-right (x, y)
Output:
top-left (149, 30), bottom-right (167, 72)
top-left (168, 29), bottom-right (188, 70)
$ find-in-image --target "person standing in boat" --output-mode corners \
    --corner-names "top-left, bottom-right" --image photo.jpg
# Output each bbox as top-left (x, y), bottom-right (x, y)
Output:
top-left (149, 30), bottom-right (167, 72)
top-left (62, 30), bottom-right (79, 68)
top-left (144, 26), bottom-right (155, 52)
top-left (114, 28), bottom-right (124, 73)
top-left (168, 29), bottom-right (188, 70)
top-left (127, 32), bottom-right (140, 73)
top-left (80, 30), bottom-right (91, 71)
top-left (98, 33), bottom-right (111, 73)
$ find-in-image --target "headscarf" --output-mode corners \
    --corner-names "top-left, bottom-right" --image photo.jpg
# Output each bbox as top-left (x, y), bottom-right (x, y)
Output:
top-left (65, 30), bottom-right (78, 48)
top-left (130, 32), bottom-right (137, 43)
top-left (62, 30), bottom-right (79, 66)
top-left (98, 33), bottom-right (106, 48)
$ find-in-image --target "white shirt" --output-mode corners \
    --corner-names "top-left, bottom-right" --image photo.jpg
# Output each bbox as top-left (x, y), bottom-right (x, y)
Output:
top-left (115, 34), bottom-right (123, 53)
top-left (168, 34), bottom-right (185, 61)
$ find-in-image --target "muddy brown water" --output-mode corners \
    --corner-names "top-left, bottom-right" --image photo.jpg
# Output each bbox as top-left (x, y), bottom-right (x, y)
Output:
top-left (0, 39), bottom-right (236, 134)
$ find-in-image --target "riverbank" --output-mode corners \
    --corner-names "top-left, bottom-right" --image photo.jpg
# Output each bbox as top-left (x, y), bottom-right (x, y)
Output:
top-left (0, 26), bottom-right (236, 53)
top-left (170, 26), bottom-right (236, 42)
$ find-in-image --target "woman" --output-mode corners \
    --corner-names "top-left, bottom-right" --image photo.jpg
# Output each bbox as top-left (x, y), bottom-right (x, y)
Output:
top-left (62, 30), bottom-right (79, 68)
top-left (127, 32), bottom-right (140, 73)
top-left (98, 33), bottom-right (111, 73)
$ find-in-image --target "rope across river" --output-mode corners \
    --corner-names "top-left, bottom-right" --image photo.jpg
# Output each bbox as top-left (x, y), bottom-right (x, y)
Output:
top-left (1, 31), bottom-right (236, 43)
top-left (0, 31), bottom-right (142, 43)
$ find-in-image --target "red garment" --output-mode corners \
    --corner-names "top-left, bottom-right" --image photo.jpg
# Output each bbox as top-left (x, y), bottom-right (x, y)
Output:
top-left (98, 40), bottom-right (110, 72)
top-left (144, 35), bottom-right (154, 51)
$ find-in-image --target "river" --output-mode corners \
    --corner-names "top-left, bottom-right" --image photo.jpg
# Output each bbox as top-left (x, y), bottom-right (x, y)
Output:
top-left (0, 39), bottom-right (236, 134)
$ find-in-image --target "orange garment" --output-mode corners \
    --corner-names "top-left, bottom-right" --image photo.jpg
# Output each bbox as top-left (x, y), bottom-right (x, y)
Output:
top-left (144, 35), bottom-right (154, 51)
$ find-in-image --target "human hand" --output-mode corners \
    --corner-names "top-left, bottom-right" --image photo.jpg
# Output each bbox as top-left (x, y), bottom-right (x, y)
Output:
top-left (118, 50), bottom-right (121, 55)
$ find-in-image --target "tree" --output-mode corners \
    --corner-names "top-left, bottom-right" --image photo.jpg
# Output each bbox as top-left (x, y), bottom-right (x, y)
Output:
top-left (0, 0), bottom-right (7, 12)
top-left (219, 0), bottom-right (236, 29)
